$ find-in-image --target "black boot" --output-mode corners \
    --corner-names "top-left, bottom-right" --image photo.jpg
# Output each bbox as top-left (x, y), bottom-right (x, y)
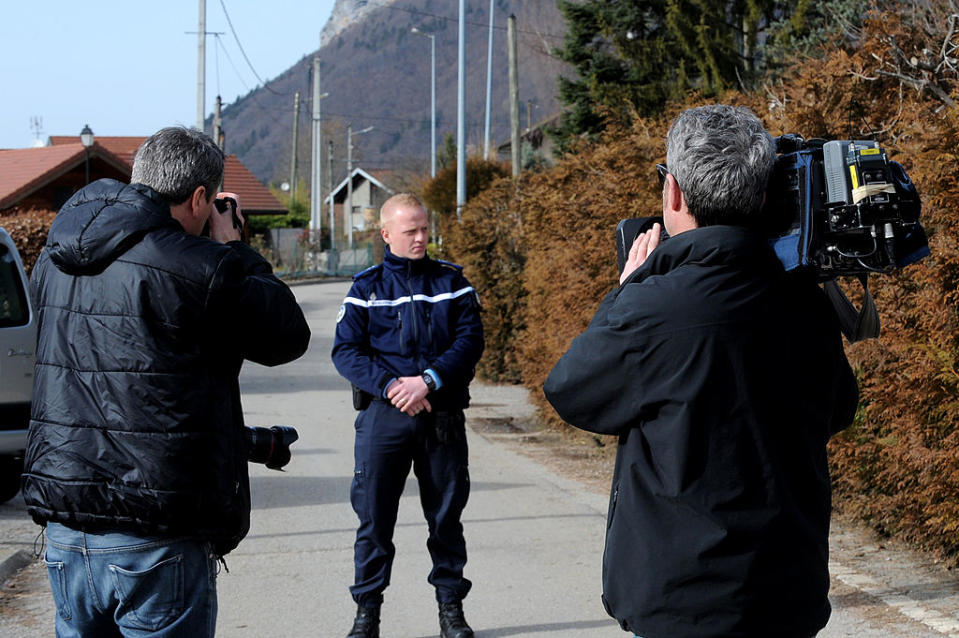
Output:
top-left (438, 601), bottom-right (474, 638)
top-left (346, 604), bottom-right (380, 638)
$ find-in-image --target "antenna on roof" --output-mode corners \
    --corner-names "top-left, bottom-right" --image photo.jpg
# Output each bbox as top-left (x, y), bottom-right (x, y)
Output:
top-left (30, 116), bottom-right (44, 147)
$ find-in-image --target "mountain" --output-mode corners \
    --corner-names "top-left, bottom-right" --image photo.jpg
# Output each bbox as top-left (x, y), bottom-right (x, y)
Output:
top-left (213, 0), bottom-right (569, 192)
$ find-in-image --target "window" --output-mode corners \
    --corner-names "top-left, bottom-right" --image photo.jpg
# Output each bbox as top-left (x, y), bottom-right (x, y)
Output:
top-left (0, 245), bottom-right (29, 327)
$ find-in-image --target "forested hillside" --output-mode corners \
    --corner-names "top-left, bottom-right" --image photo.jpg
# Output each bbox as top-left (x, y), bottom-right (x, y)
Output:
top-left (215, 0), bottom-right (568, 188)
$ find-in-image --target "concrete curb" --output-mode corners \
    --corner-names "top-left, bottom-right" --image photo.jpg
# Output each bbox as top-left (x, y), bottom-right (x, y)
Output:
top-left (0, 549), bottom-right (34, 585)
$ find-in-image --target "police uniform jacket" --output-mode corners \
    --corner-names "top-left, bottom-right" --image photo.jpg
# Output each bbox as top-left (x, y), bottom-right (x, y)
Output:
top-left (21, 179), bottom-right (310, 556)
top-left (332, 247), bottom-right (484, 411)
top-left (543, 225), bottom-right (859, 638)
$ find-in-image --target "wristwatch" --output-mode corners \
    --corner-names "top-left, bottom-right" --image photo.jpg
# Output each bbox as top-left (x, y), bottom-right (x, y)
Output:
top-left (422, 372), bottom-right (437, 392)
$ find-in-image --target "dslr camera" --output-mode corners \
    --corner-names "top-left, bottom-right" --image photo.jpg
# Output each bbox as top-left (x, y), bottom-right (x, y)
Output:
top-left (245, 425), bottom-right (299, 471)
top-left (201, 196), bottom-right (245, 239)
top-left (617, 135), bottom-right (929, 280)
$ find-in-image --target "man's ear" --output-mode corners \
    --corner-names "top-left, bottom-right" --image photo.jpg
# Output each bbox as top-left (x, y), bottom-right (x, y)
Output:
top-left (189, 185), bottom-right (208, 218)
top-left (380, 226), bottom-right (390, 245)
top-left (664, 174), bottom-right (684, 214)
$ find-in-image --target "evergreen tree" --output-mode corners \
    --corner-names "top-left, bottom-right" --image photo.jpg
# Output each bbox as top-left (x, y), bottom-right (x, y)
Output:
top-left (550, 0), bottom-right (870, 152)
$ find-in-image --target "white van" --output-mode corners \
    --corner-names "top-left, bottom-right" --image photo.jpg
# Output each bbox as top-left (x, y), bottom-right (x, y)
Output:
top-left (0, 228), bottom-right (35, 503)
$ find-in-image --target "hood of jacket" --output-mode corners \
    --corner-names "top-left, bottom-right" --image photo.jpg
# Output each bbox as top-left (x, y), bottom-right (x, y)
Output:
top-left (47, 179), bottom-right (179, 275)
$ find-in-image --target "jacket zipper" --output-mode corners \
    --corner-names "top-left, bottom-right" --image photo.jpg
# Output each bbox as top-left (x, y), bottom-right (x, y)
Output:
top-left (607, 483), bottom-right (619, 531)
top-left (405, 262), bottom-right (424, 366)
top-left (397, 311), bottom-right (405, 355)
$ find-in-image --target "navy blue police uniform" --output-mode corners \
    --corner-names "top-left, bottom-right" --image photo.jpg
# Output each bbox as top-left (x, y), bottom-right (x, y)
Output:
top-left (332, 246), bottom-right (484, 607)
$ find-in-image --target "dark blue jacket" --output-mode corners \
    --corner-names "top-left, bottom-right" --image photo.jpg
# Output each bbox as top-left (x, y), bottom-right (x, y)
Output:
top-left (332, 248), bottom-right (484, 411)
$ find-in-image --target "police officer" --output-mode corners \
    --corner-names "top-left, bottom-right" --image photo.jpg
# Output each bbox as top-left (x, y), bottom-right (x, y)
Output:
top-left (332, 193), bottom-right (484, 638)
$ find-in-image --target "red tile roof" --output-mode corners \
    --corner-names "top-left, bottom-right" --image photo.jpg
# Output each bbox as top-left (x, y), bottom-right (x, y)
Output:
top-left (0, 143), bottom-right (129, 210)
top-left (48, 136), bottom-right (286, 215)
top-left (48, 136), bottom-right (142, 164)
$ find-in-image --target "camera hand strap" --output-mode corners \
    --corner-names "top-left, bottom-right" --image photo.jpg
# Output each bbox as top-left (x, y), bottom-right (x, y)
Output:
top-left (823, 275), bottom-right (880, 343)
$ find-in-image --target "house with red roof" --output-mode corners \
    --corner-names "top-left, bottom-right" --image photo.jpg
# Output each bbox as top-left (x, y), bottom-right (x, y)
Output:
top-left (0, 136), bottom-right (286, 218)
top-left (0, 144), bottom-right (130, 213)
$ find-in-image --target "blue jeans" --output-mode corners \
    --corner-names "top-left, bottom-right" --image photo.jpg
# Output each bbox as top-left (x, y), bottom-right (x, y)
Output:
top-left (43, 522), bottom-right (218, 638)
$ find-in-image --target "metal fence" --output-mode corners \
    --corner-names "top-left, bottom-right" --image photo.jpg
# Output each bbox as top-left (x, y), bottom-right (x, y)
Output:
top-left (252, 228), bottom-right (376, 278)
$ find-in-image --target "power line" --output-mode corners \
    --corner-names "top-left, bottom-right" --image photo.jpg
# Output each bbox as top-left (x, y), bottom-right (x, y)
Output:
top-left (218, 0), bottom-right (288, 96)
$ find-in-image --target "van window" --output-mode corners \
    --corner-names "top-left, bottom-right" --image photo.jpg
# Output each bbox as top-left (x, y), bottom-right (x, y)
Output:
top-left (0, 244), bottom-right (29, 328)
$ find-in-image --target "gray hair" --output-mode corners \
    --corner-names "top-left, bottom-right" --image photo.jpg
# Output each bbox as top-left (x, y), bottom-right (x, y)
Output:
top-left (131, 127), bottom-right (224, 205)
top-left (665, 105), bottom-right (775, 228)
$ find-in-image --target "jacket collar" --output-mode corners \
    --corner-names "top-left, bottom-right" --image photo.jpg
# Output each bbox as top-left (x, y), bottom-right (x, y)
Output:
top-left (625, 225), bottom-right (782, 285)
top-left (383, 246), bottom-right (432, 274)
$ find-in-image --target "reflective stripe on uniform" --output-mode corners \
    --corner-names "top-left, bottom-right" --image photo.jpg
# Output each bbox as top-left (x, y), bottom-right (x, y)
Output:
top-left (343, 286), bottom-right (475, 308)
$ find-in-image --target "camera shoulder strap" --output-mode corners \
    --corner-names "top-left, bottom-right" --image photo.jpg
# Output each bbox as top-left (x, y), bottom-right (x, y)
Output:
top-left (823, 275), bottom-right (880, 343)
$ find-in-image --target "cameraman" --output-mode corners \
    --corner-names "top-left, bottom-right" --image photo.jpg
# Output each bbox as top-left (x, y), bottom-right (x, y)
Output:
top-left (21, 127), bottom-right (310, 637)
top-left (543, 105), bottom-right (859, 638)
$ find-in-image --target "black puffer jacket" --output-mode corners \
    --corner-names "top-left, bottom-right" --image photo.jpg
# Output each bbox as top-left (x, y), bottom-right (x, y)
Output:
top-left (21, 179), bottom-right (310, 555)
top-left (544, 226), bottom-right (859, 638)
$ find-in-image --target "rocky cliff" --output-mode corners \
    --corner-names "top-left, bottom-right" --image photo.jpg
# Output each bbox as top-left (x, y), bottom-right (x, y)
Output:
top-left (322, 0), bottom-right (397, 44)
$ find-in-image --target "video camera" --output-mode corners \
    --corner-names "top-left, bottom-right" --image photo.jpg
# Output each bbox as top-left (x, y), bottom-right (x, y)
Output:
top-left (615, 136), bottom-right (930, 342)
top-left (617, 136), bottom-right (929, 279)
top-left (245, 425), bottom-right (298, 471)
top-left (763, 135), bottom-right (928, 279)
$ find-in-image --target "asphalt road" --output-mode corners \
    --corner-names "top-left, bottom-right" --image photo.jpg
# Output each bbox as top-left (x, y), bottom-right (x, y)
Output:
top-left (2, 279), bottom-right (959, 638)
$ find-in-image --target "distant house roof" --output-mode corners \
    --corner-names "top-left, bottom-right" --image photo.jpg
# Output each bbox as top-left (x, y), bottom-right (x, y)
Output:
top-left (48, 136), bottom-right (142, 163)
top-left (326, 167), bottom-right (394, 205)
top-left (48, 136), bottom-right (287, 215)
top-left (0, 143), bottom-right (130, 210)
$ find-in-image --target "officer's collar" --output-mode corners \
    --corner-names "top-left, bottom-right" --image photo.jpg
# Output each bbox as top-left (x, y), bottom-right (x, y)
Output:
top-left (384, 246), bottom-right (432, 273)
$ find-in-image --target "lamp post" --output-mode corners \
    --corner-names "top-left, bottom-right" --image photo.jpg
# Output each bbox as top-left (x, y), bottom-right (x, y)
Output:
top-left (411, 27), bottom-right (436, 179)
top-left (79, 124), bottom-right (94, 185)
top-left (346, 124), bottom-right (374, 249)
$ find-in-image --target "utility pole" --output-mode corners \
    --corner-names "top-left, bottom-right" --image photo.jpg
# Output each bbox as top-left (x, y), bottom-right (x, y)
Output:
top-left (213, 95), bottom-right (223, 149)
top-left (456, 0), bottom-right (466, 221)
top-left (346, 124), bottom-right (353, 251)
top-left (508, 14), bottom-right (520, 177)
top-left (290, 92), bottom-right (300, 200)
top-left (310, 57), bottom-right (323, 234)
top-left (213, 95), bottom-right (224, 191)
top-left (484, 0), bottom-right (494, 160)
top-left (197, 0), bottom-right (206, 131)
top-left (347, 124), bottom-right (374, 249)
top-left (328, 140), bottom-right (335, 257)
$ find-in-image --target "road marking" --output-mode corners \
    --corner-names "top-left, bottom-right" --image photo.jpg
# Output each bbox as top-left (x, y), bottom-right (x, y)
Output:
top-left (830, 560), bottom-right (959, 637)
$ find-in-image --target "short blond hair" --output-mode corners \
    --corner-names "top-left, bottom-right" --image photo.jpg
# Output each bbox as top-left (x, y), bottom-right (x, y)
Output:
top-left (380, 193), bottom-right (425, 224)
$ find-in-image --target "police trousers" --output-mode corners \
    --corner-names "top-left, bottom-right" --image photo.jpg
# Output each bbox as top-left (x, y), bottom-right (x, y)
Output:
top-left (350, 400), bottom-right (471, 607)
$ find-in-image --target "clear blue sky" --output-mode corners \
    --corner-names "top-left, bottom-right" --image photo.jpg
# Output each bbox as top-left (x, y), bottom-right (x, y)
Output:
top-left (0, 0), bottom-right (337, 149)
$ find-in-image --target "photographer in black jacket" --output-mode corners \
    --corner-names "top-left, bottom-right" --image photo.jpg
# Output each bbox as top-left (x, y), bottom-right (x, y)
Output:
top-left (543, 105), bottom-right (859, 638)
top-left (21, 127), bottom-right (310, 638)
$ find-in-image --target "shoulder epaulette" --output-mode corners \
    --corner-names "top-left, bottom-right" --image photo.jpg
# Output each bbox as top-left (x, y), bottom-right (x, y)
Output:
top-left (435, 259), bottom-right (464, 272)
top-left (353, 263), bottom-right (382, 280)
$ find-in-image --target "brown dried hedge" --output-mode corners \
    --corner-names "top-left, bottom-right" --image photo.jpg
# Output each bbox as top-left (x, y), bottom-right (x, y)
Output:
top-left (768, 11), bottom-right (959, 560)
top-left (0, 208), bottom-right (56, 275)
top-left (444, 10), bottom-right (959, 561)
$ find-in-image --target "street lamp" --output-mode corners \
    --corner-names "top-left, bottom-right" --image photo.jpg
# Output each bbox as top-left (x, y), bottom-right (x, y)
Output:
top-left (411, 27), bottom-right (436, 179)
top-left (346, 123), bottom-right (374, 250)
top-left (79, 124), bottom-right (94, 185)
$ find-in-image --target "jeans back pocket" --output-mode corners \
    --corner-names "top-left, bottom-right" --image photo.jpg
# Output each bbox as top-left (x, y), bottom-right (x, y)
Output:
top-left (110, 554), bottom-right (184, 631)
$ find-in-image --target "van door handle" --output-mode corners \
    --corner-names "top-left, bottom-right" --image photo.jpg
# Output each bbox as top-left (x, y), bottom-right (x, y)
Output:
top-left (7, 348), bottom-right (33, 357)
